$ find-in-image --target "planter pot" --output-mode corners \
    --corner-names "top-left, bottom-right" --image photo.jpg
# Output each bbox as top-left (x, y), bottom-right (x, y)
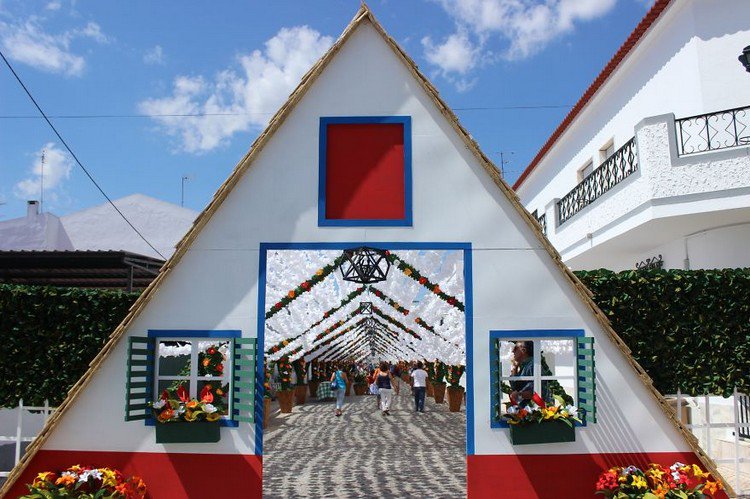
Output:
top-left (277, 389), bottom-right (294, 413)
top-left (427, 379), bottom-right (434, 398)
top-left (447, 386), bottom-right (464, 412)
top-left (509, 420), bottom-right (575, 445)
top-left (353, 383), bottom-right (367, 396)
top-left (345, 381), bottom-right (352, 396)
top-left (263, 397), bottom-right (271, 429)
top-left (294, 385), bottom-right (307, 405)
top-left (155, 421), bottom-right (220, 444)
top-left (308, 381), bottom-right (320, 399)
top-left (432, 382), bottom-right (446, 404)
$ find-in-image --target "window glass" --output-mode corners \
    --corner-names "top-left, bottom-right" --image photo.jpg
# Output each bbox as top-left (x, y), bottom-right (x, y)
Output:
top-left (600, 141), bottom-right (615, 161)
top-left (158, 340), bottom-right (192, 376)
top-left (197, 341), bottom-right (229, 378)
top-left (540, 339), bottom-right (576, 377)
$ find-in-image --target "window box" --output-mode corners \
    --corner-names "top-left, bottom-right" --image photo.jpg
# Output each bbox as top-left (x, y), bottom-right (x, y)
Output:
top-left (509, 420), bottom-right (575, 445)
top-left (155, 421), bottom-right (221, 444)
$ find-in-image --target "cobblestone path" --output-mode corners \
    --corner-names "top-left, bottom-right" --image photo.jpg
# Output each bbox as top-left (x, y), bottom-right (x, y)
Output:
top-left (263, 383), bottom-right (466, 498)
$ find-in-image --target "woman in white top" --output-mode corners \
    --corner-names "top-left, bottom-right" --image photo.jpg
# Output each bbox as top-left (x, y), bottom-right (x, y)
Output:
top-left (410, 361), bottom-right (428, 413)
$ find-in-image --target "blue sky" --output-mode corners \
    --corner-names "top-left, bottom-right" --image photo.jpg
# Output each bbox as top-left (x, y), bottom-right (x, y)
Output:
top-left (0, 0), bottom-right (653, 220)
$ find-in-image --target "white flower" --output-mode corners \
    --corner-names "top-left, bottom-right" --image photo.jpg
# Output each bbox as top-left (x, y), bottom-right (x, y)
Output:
top-left (152, 399), bottom-right (166, 409)
top-left (506, 406), bottom-right (518, 415)
top-left (670, 462), bottom-right (685, 471)
top-left (203, 403), bottom-right (217, 414)
top-left (78, 469), bottom-right (101, 482)
top-left (672, 471), bottom-right (681, 481)
top-left (61, 471), bottom-right (77, 480)
top-left (177, 406), bottom-right (185, 414)
top-left (567, 406), bottom-right (578, 418)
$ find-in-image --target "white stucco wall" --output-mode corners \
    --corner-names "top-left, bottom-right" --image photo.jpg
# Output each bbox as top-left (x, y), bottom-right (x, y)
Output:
top-left (517, 0), bottom-right (750, 271)
top-left (43, 20), bottom-right (694, 459)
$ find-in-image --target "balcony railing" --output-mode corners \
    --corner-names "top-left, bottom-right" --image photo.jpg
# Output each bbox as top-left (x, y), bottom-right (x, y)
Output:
top-left (557, 137), bottom-right (638, 226)
top-left (676, 104), bottom-right (750, 156)
top-left (534, 212), bottom-right (547, 236)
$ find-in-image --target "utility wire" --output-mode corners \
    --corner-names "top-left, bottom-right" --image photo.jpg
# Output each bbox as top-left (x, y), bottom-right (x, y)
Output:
top-left (0, 104), bottom-right (573, 120)
top-left (0, 49), bottom-right (167, 260)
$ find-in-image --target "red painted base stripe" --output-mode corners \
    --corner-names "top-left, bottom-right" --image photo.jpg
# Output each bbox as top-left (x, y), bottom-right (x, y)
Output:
top-left (7, 450), bottom-right (262, 499)
top-left (468, 452), bottom-right (728, 498)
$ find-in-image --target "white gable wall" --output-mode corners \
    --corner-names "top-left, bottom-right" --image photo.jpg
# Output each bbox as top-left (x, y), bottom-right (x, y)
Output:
top-left (44, 21), bottom-right (691, 460)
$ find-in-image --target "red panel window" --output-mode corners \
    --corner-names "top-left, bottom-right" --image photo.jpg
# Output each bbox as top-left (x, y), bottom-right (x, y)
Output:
top-left (324, 122), bottom-right (406, 221)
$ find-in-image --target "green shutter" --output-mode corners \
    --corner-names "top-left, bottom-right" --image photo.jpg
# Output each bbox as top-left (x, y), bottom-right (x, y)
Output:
top-left (577, 336), bottom-right (596, 423)
top-left (125, 336), bottom-right (154, 421)
top-left (233, 337), bottom-right (257, 423)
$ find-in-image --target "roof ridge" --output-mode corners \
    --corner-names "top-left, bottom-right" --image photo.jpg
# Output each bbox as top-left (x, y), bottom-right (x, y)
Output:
top-left (513, 0), bottom-right (674, 190)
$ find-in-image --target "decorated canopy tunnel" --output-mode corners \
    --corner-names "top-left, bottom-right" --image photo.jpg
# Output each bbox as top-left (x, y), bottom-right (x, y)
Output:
top-left (263, 247), bottom-right (466, 366)
top-left (1, 4), bottom-right (732, 498)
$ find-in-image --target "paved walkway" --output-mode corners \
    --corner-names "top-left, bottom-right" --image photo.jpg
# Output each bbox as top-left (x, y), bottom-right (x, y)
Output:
top-left (263, 382), bottom-right (466, 498)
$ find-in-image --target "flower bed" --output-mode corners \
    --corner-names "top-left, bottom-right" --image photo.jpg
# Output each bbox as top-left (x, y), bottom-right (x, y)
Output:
top-left (22, 465), bottom-right (146, 498)
top-left (595, 462), bottom-right (723, 498)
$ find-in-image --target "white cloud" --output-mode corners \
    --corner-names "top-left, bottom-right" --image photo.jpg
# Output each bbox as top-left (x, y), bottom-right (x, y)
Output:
top-left (143, 44), bottom-right (165, 65)
top-left (139, 25), bottom-right (333, 153)
top-left (45, 1), bottom-right (62, 11)
top-left (422, 30), bottom-right (480, 93)
top-left (14, 143), bottom-right (73, 201)
top-left (426, 0), bottom-right (618, 83)
top-left (0, 17), bottom-right (108, 76)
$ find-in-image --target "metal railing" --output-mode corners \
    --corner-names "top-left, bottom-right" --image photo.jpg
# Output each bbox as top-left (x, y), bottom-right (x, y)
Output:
top-left (676, 104), bottom-right (750, 156)
top-left (536, 213), bottom-right (547, 236)
top-left (0, 399), bottom-right (54, 479)
top-left (557, 137), bottom-right (638, 226)
top-left (670, 388), bottom-right (750, 496)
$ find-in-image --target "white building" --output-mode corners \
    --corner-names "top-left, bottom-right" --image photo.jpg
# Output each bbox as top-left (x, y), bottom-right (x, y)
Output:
top-left (514, 0), bottom-right (750, 271)
top-left (0, 194), bottom-right (198, 259)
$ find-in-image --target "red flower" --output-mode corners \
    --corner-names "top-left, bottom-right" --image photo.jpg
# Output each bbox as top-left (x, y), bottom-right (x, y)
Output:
top-left (207, 347), bottom-right (216, 355)
top-left (532, 392), bottom-right (546, 408)
top-left (418, 277), bottom-right (427, 285)
top-left (200, 384), bottom-right (214, 403)
top-left (177, 385), bottom-right (189, 403)
top-left (448, 297), bottom-right (456, 305)
top-left (301, 281), bottom-right (310, 290)
top-left (274, 303), bottom-right (282, 310)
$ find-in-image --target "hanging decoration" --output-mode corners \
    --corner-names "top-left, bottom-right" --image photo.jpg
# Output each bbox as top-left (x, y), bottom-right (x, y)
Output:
top-left (265, 254), bottom-right (346, 319)
top-left (264, 286), bottom-right (366, 354)
top-left (339, 247), bottom-right (391, 284)
top-left (414, 316), bottom-right (434, 332)
top-left (372, 305), bottom-right (421, 340)
top-left (359, 301), bottom-right (373, 315)
top-left (386, 251), bottom-right (465, 311)
top-left (369, 287), bottom-right (409, 315)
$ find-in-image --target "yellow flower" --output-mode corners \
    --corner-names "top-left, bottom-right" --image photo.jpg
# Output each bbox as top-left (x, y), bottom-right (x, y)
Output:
top-left (100, 468), bottom-right (117, 487)
top-left (631, 475), bottom-right (648, 490)
top-left (691, 464), bottom-right (709, 479)
top-left (404, 268), bottom-right (412, 276)
top-left (206, 412), bottom-right (220, 422)
top-left (55, 474), bottom-right (76, 487)
top-left (316, 269), bottom-right (323, 276)
top-left (186, 400), bottom-right (199, 409)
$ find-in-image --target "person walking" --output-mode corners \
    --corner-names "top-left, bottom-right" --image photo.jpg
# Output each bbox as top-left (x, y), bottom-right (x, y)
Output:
top-left (411, 361), bottom-right (428, 413)
top-left (330, 363), bottom-right (348, 417)
top-left (376, 361), bottom-right (395, 415)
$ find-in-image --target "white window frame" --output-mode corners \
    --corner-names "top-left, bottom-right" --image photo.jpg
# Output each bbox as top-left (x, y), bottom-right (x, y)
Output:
top-left (599, 139), bottom-right (615, 163)
top-left (577, 159), bottom-right (594, 182)
top-left (154, 337), bottom-right (233, 417)
top-left (498, 337), bottom-right (578, 406)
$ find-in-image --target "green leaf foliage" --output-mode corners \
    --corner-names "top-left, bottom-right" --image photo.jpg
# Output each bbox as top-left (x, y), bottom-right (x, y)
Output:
top-left (0, 284), bottom-right (138, 407)
top-left (575, 268), bottom-right (750, 396)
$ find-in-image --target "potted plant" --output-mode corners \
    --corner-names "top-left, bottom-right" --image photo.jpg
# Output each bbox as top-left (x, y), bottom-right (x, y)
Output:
top-left (502, 394), bottom-right (581, 445)
top-left (263, 362), bottom-right (272, 429)
top-left (595, 462), bottom-right (723, 498)
top-left (308, 361), bottom-right (321, 398)
top-left (293, 358), bottom-right (307, 405)
top-left (150, 383), bottom-right (227, 443)
top-left (430, 361), bottom-right (447, 404)
top-left (276, 357), bottom-right (294, 413)
top-left (353, 371), bottom-right (367, 395)
top-left (445, 365), bottom-right (465, 412)
top-left (21, 465), bottom-right (147, 498)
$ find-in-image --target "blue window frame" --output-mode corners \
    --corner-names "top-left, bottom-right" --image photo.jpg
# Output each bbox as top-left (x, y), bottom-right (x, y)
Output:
top-left (318, 116), bottom-right (413, 227)
top-left (489, 329), bottom-right (588, 429)
top-left (145, 329), bottom-right (241, 428)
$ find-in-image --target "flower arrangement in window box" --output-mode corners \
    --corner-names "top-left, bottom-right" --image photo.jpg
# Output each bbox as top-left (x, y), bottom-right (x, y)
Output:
top-left (502, 394), bottom-right (581, 445)
top-left (151, 384), bottom-right (227, 443)
top-left (595, 462), bottom-right (723, 498)
top-left (22, 465), bottom-right (146, 498)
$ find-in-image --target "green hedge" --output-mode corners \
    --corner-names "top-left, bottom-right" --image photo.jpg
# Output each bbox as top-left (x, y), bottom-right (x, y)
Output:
top-left (575, 268), bottom-right (750, 397)
top-left (0, 284), bottom-right (138, 407)
top-left (1, 268), bottom-right (748, 407)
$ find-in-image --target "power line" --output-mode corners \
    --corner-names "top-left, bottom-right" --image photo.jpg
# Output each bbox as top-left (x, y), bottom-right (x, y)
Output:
top-left (0, 104), bottom-right (573, 120)
top-left (0, 49), bottom-right (167, 260)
